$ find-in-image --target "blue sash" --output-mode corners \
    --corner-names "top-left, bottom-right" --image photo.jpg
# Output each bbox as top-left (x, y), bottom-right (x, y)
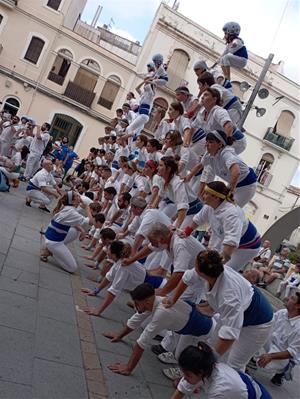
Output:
top-left (192, 128), bottom-right (206, 144)
top-left (224, 96), bottom-right (239, 110)
top-left (223, 79), bottom-right (232, 90)
top-left (139, 103), bottom-right (150, 115)
top-left (45, 220), bottom-right (71, 242)
top-left (195, 169), bottom-right (203, 177)
top-left (239, 221), bottom-right (261, 250)
top-left (144, 273), bottom-right (163, 288)
top-left (238, 372), bottom-right (272, 399)
top-left (186, 199), bottom-right (203, 216)
top-left (237, 168), bottom-right (257, 188)
top-left (243, 286), bottom-right (273, 327)
top-left (111, 160), bottom-right (119, 170)
top-left (26, 181), bottom-right (40, 191)
top-left (163, 197), bottom-right (174, 205)
top-left (176, 302), bottom-right (212, 336)
top-left (232, 128), bottom-right (244, 141)
top-left (234, 46), bottom-right (248, 59)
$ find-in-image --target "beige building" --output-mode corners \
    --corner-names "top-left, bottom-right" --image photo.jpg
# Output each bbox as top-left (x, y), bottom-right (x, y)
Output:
top-left (0, 0), bottom-right (299, 233)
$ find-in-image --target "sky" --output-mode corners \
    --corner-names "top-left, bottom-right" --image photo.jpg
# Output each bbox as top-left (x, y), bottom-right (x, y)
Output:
top-left (82, 0), bottom-right (300, 186)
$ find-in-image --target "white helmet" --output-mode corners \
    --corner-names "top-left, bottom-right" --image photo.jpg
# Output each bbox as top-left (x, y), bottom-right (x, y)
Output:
top-left (193, 60), bottom-right (208, 71)
top-left (223, 22), bottom-right (241, 36)
top-left (152, 53), bottom-right (164, 66)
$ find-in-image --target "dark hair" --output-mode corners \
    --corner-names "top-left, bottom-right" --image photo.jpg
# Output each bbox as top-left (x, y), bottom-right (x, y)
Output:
top-left (122, 103), bottom-right (131, 109)
top-left (206, 181), bottom-right (234, 203)
top-left (203, 88), bottom-right (221, 106)
top-left (99, 149), bottom-right (106, 156)
top-left (130, 283), bottom-right (155, 301)
top-left (89, 147), bottom-right (97, 154)
top-left (178, 342), bottom-right (216, 379)
top-left (85, 192), bottom-right (94, 200)
top-left (20, 145), bottom-right (30, 160)
top-left (197, 71), bottom-right (215, 87)
top-left (206, 130), bottom-right (227, 144)
top-left (94, 213), bottom-right (105, 224)
top-left (138, 134), bottom-right (148, 146)
top-left (89, 202), bottom-right (102, 212)
top-left (160, 156), bottom-right (178, 178)
top-left (104, 186), bottom-right (117, 196)
top-left (116, 108), bottom-right (123, 114)
top-left (170, 101), bottom-right (184, 115)
top-left (165, 130), bottom-right (183, 147)
top-left (121, 192), bottom-right (132, 203)
top-left (296, 292), bottom-right (300, 312)
top-left (119, 156), bottom-right (129, 163)
top-left (196, 250), bottom-right (224, 278)
top-left (53, 191), bottom-right (75, 214)
top-left (100, 228), bottom-right (116, 241)
top-left (82, 181), bottom-right (90, 191)
top-left (175, 86), bottom-right (190, 95)
top-left (44, 122), bottom-right (51, 131)
top-left (110, 240), bottom-right (131, 259)
top-left (148, 139), bottom-right (162, 150)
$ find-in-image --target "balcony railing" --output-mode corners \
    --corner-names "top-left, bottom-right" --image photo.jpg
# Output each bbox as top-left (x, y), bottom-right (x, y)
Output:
top-left (254, 169), bottom-right (273, 188)
top-left (73, 20), bottom-right (141, 56)
top-left (264, 127), bottom-right (294, 151)
top-left (64, 81), bottom-right (95, 107)
top-left (0, 0), bottom-right (17, 8)
top-left (48, 71), bottom-right (65, 86)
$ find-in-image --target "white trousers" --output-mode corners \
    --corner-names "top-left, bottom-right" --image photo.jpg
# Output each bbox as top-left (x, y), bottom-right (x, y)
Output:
top-left (234, 182), bottom-right (257, 208)
top-left (226, 247), bottom-right (260, 272)
top-left (228, 108), bottom-right (242, 126)
top-left (45, 227), bottom-right (79, 273)
top-left (24, 153), bottom-right (42, 178)
top-left (0, 166), bottom-right (19, 180)
top-left (0, 140), bottom-right (10, 157)
top-left (219, 53), bottom-right (247, 69)
top-left (225, 321), bottom-right (273, 371)
top-left (276, 281), bottom-right (296, 299)
top-left (257, 342), bottom-right (289, 373)
top-left (127, 114), bottom-right (149, 135)
top-left (232, 136), bottom-right (247, 155)
top-left (27, 190), bottom-right (51, 206)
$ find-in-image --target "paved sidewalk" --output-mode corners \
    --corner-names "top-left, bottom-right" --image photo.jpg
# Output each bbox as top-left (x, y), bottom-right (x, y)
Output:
top-left (0, 184), bottom-right (299, 399)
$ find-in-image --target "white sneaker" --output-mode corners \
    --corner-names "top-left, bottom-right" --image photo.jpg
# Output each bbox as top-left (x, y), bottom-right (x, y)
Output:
top-left (162, 367), bottom-right (183, 380)
top-left (158, 352), bottom-right (178, 365)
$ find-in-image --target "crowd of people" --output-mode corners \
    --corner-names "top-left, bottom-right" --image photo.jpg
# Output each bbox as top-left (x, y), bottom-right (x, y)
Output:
top-left (0, 21), bottom-right (299, 399)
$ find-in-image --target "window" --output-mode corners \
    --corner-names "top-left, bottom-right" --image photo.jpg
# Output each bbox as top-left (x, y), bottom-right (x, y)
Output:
top-left (74, 67), bottom-right (98, 91)
top-left (24, 37), bottom-right (45, 64)
top-left (274, 110), bottom-right (295, 137)
top-left (81, 58), bottom-right (101, 74)
top-left (256, 153), bottom-right (274, 186)
top-left (98, 75), bottom-right (121, 110)
top-left (167, 49), bottom-right (190, 91)
top-left (48, 49), bottom-right (73, 85)
top-left (46, 0), bottom-right (62, 11)
top-left (2, 97), bottom-right (20, 116)
top-left (145, 97), bottom-right (168, 132)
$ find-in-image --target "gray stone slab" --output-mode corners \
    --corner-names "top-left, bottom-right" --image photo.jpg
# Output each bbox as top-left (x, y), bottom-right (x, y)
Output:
top-left (4, 247), bottom-right (40, 273)
top-left (0, 275), bottom-right (38, 298)
top-left (139, 350), bottom-right (168, 385)
top-left (0, 289), bottom-right (37, 333)
top-left (98, 350), bottom-right (152, 399)
top-left (14, 224), bottom-right (42, 242)
top-left (0, 325), bottom-right (34, 385)
top-left (0, 380), bottom-right (33, 399)
top-left (35, 316), bottom-right (82, 367)
top-left (18, 216), bottom-right (43, 229)
top-left (148, 383), bottom-right (175, 399)
top-left (0, 237), bottom-right (11, 255)
top-left (38, 287), bottom-right (76, 325)
top-left (0, 253), bottom-right (6, 270)
top-left (39, 267), bottom-right (72, 295)
top-left (1, 265), bottom-right (39, 285)
top-left (11, 234), bottom-right (41, 254)
top-left (32, 358), bottom-right (88, 399)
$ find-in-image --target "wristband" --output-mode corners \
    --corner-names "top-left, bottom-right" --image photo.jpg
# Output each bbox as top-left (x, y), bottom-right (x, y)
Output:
top-left (184, 226), bottom-right (193, 236)
top-left (93, 287), bottom-right (101, 295)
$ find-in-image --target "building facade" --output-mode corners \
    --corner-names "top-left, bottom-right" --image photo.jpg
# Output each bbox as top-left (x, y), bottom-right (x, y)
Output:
top-left (0, 0), bottom-right (299, 233)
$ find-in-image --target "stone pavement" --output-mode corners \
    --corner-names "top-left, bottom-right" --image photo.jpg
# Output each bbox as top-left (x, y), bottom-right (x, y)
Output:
top-left (0, 184), bottom-right (299, 399)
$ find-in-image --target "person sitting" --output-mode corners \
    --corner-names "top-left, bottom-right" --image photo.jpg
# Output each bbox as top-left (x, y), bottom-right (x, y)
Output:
top-left (252, 240), bottom-right (272, 269)
top-left (276, 263), bottom-right (300, 300)
top-left (258, 247), bottom-right (291, 287)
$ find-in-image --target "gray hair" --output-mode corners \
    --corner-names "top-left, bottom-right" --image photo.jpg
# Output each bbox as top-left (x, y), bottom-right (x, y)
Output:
top-left (131, 196), bottom-right (147, 209)
top-left (147, 222), bottom-right (170, 239)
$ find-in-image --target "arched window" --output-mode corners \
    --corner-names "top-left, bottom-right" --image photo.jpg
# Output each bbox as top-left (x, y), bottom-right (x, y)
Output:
top-left (81, 59), bottom-right (101, 74)
top-left (256, 153), bottom-right (274, 186)
top-left (167, 49), bottom-right (190, 91)
top-left (0, 14), bottom-right (3, 25)
top-left (2, 97), bottom-right (20, 116)
top-left (231, 81), bottom-right (244, 99)
top-left (24, 36), bottom-right (45, 64)
top-left (46, 0), bottom-right (62, 11)
top-left (48, 48), bottom-right (73, 85)
top-left (274, 110), bottom-right (295, 137)
top-left (98, 75), bottom-right (121, 110)
top-left (145, 97), bottom-right (169, 132)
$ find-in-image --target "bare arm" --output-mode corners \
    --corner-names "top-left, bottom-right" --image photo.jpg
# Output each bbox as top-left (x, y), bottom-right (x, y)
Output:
top-left (229, 164), bottom-right (240, 193)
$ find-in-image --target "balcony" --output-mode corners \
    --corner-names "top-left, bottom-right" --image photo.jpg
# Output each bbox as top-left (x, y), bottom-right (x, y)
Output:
top-left (64, 81), bottom-right (95, 107)
top-left (263, 127), bottom-right (295, 151)
top-left (254, 169), bottom-right (273, 188)
top-left (48, 71), bottom-right (65, 86)
top-left (0, 0), bottom-right (17, 8)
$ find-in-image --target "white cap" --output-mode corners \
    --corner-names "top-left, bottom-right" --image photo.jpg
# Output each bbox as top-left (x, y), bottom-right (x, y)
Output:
top-left (193, 60), bottom-right (208, 71)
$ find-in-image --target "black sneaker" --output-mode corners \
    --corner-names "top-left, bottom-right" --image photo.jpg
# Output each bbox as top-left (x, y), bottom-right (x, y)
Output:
top-left (246, 357), bottom-right (257, 371)
top-left (39, 206), bottom-right (50, 213)
top-left (151, 344), bottom-right (167, 356)
top-left (271, 373), bottom-right (284, 386)
top-left (25, 200), bottom-right (31, 207)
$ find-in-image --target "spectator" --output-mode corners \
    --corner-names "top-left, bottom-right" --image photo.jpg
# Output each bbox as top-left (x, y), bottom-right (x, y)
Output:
top-left (252, 240), bottom-right (272, 268)
top-left (258, 247), bottom-right (291, 287)
top-left (276, 263), bottom-right (300, 299)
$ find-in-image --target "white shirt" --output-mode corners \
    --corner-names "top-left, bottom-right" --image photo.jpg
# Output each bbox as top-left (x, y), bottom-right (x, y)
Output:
top-left (181, 95), bottom-right (199, 114)
top-left (30, 168), bottom-right (57, 188)
top-left (154, 120), bottom-right (170, 141)
top-left (270, 309), bottom-right (300, 363)
top-left (211, 84), bottom-right (242, 112)
top-left (139, 83), bottom-right (155, 106)
top-left (192, 105), bottom-right (232, 133)
top-left (130, 174), bottom-right (150, 197)
top-left (205, 266), bottom-right (253, 340)
top-left (177, 362), bottom-right (250, 398)
top-left (136, 209), bottom-right (171, 238)
top-left (169, 235), bottom-right (205, 273)
top-left (173, 115), bottom-right (191, 136)
top-left (200, 147), bottom-right (251, 184)
top-left (192, 202), bottom-right (250, 250)
top-left (256, 246), bottom-right (272, 261)
top-left (160, 175), bottom-right (190, 211)
top-left (105, 260), bottom-right (146, 297)
top-left (127, 296), bottom-right (191, 349)
top-left (0, 123), bottom-right (21, 142)
top-left (52, 206), bottom-right (89, 227)
top-left (29, 131), bottom-right (50, 155)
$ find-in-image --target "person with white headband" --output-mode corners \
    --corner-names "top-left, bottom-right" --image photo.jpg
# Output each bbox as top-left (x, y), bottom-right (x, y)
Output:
top-left (197, 130), bottom-right (257, 207)
top-left (184, 181), bottom-right (261, 271)
top-left (41, 190), bottom-right (95, 272)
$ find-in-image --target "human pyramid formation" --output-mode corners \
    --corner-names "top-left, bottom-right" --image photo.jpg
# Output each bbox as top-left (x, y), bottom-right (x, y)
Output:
top-left (0, 22), bottom-right (299, 399)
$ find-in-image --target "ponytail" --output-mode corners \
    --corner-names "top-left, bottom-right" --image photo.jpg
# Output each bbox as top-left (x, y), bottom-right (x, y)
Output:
top-left (178, 342), bottom-right (216, 380)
